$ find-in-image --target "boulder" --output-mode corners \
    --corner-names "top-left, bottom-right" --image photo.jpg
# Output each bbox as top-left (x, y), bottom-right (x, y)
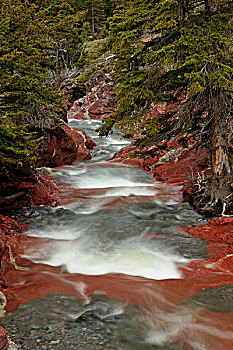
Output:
top-left (0, 119), bottom-right (96, 211)
top-left (36, 124), bottom-right (96, 168)
top-left (30, 175), bottom-right (60, 207)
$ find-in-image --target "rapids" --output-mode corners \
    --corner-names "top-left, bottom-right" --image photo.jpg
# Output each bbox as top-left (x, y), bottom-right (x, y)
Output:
top-left (4, 119), bottom-right (233, 350)
top-left (23, 120), bottom-right (202, 282)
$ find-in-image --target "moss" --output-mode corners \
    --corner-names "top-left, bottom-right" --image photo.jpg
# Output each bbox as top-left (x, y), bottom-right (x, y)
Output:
top-left (84, 38), bottom-right (108, 65)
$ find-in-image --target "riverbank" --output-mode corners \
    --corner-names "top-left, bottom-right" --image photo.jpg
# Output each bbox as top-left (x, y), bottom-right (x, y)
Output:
top-left (0, 71), bottom-right (233, 349)
top-left (0, 136), bottom-right (233, 349)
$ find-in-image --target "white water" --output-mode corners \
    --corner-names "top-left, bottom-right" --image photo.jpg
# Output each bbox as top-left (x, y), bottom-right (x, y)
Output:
top-left (24, 120), bottom-right (193, 281)
top-left (25, 164), bottom-right (188, 279)
top-left (21, 119), bottom-right (230, 350)
top-left (54, 164), bottom-right (155, 190)
top-left (25, 233), bottom-right (187, 279)
top-left (13, 109), bottom-right (232, 350)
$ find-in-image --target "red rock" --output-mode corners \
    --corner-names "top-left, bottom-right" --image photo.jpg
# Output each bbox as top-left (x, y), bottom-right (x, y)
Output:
top-left (178, 217), bottom-right (233, 279)
top-left (30, 175), bottom-right (60, 207)
top-left (188, 217), bottom-right (233, 244)
top-left (0, 153), bottom-right (62, 210)
top-left (72, 128), bottom-right (96, 149)
top-left (108, 145), bottom-right (137, 162)
top-left (0, 216), bottom-right (25, 314)
top-left (36, 124), bottom-right (95, 168)
top-left (110, 142), bottom-right (210, 200)
top-left (152, 146), bottom-right (209, 184)
top-left (0, 327), bottom-right (9, 350)
top-left (68, 73), bottom-right (117, 121)
top-left (0, 119), bottom-right (96, 211)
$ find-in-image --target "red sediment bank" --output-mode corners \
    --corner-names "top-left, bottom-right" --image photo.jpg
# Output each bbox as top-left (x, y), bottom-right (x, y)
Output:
top-left (180, 217), bottom-right (233, 278)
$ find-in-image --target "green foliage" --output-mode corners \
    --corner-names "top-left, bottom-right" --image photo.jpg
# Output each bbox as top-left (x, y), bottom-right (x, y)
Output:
top-left (0, 115), bottom-right (37, 163)
top-left (67, 0), bottom-right (119, 35)
top-left (38, 0), bottom-right (88, 70)
top-left (99, 0), bottom-right (233, 140)
top-left (0, 0), bottom-right (88, 164)
top-left (0, 0), bottom-right (61, 120)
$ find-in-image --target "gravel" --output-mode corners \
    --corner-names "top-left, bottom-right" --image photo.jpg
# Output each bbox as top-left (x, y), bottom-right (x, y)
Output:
top-left (1, 293), bottom-right (148, 350)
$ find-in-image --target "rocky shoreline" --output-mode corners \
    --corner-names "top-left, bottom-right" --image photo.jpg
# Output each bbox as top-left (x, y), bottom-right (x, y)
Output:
top-left (2, 293), bottom-right (133, 350)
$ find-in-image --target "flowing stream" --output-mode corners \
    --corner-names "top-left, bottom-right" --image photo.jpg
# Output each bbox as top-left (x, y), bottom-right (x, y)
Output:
top-left (3, 120), bottom-right (233, 349)
top-left (25, 120), bottom-right (205, 281)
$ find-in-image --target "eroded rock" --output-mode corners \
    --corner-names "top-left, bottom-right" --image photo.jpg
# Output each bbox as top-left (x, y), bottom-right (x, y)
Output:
top-left (36, 124), bottom-right (96, 168)
top-left (68, 72), bottom-right (117, 121)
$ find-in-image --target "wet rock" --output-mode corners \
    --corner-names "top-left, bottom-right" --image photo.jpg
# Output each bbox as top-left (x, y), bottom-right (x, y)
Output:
top-left (186, 285), bottom-right (233, 313)
top-left (180, 216), bottom-right (233, 278)
top-left (30, 175), bottom-right (60, 207)
top-left (8, 341), bottom-right (18, 350)
top-left (0, 215), bottom-right (29, 313)
top-left (0, 327), bottom-right (8, 350)
top-left (188, 216), bottom-right (233, 244)
top-left (36, 124), bottom-right (96, 168)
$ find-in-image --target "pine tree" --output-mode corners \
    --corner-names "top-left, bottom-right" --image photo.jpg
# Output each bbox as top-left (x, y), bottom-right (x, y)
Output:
top-left (99, 0), bottom-right (233, 213)
top-left (0, 0), bottom-right (86, 162)
top-left (83, 0), bottom-right (106, 33)
top-left (0, 0), bottom-right (61, 121)
top-left (72, 0), bottom-right (118, 34)
top-left (38, 0), bottom-right (88, 71)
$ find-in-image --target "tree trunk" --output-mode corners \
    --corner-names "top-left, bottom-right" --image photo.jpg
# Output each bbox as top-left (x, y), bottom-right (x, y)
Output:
top-left (204, 0), bottom-right (211, 13)
top-left (207, 90), bottom-right (233, 210)
top-left (91, 0), bottom-right (95, 32)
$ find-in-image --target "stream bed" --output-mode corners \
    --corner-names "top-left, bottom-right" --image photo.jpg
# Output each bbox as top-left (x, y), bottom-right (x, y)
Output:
top-left (2, 120), bottom-right (233, 349)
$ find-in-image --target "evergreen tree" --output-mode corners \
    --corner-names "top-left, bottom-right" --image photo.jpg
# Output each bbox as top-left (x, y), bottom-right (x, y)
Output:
top-left (72, 0), bottom-right (119, 34)
top-left (99, 0), bottom-right (233, 213)
top-left (0, 0), bottom-right (61, 120)
top-left (0, 0), bottom-right (87, 162)
top-left (0, 0), bottom-right (56, 163)
top-left (38, 0), bottom-right (88, 71)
